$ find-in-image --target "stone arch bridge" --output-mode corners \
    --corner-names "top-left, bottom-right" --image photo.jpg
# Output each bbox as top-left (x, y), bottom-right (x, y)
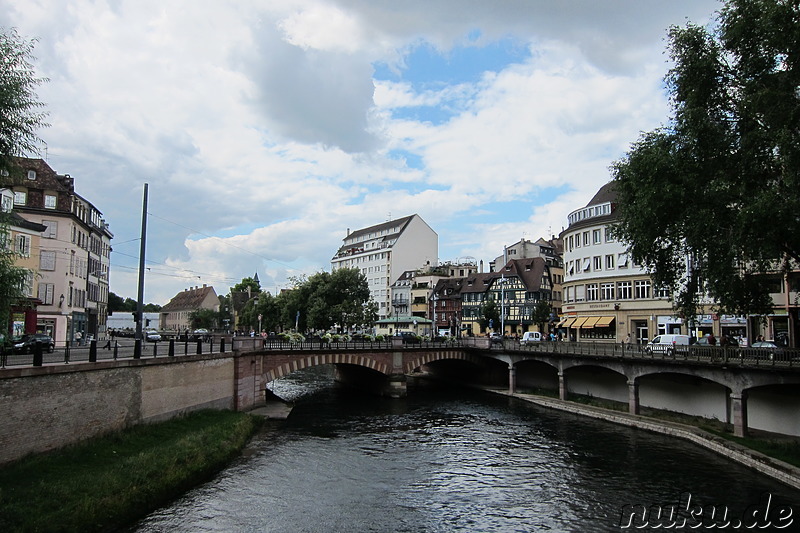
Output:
top-left (234, 338), bottom-right (800, 438)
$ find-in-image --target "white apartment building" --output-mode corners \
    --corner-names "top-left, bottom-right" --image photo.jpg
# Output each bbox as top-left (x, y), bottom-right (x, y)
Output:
top-left (560, 182), bottom-right (675, 344)
top-left (331, 214), bottom-right (438, 320)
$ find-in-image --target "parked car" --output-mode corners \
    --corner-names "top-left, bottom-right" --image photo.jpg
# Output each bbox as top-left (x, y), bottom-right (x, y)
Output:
top-left (489, 332), bottom-right (504, 345)
top-left (11, 333), bottom-right (55, 354)
top-left (395, 331), bottom-right (420, 344)
top-left (191, 329), bottom-right (210, 342)
top-left (520, 331), bottom-right (542, 345)
top-left (645, 334), bottom-right (690, 355)
top-left (145, 330), bottom-right (161, 342)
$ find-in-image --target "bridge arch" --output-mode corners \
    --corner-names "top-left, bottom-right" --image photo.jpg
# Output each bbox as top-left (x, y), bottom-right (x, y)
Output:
top-left (263, 353), bottom-right (391, 382)
top-left (404, 351), bottom-right (486, 374)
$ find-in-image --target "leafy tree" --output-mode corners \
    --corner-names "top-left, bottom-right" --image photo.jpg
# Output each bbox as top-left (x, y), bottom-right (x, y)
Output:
top-left (189, 308), bottom-right (218, 330)
top-left (611, 0), bottom-right (800, 320)
top-left (231, 276), bottom-right (261, 295)
top-left (0, 28), bottom-right (48, 335)
top-left (0, 215), bottom-right (30, 337)
top-left (107, 292), bottom-right (126, 313)
top-left (532, 300), bottom-right (552, 333)
top-left (0, 28), bottom-right (48, 176)
top-left (479, 301), bottom-right (500, 332)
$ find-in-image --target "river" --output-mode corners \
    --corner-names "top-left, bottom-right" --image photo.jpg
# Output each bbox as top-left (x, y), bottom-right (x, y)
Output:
top-left (133, 367), bottom-right (799, 532)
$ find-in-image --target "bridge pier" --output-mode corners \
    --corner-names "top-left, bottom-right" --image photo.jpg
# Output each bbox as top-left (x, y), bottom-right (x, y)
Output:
top-left (385, 373), bottom-right (407, 398)
top-left (558, 371), bottom-right (566, 401)
top-left (627, 379), bottom-right (640, 415)
top-left (508, 365), bottom-right (516, 394)
top-left (730, 391), bottom-right (748, 438)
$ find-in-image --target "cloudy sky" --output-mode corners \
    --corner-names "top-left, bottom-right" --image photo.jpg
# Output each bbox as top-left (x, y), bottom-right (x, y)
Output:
top-left (2, 0), bottom-right (720, 305)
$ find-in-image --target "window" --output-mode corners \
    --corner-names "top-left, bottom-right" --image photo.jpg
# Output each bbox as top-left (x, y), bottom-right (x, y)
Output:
top-left (593, 256), bottom-right (602, 271)
top-left (41, 220), bottom-right (58, 239)
top-left (583, 257), bottom-right (591, 272)
top-left (586, 284), bottom-right (598, 301)
top-left (27, 170), bottom-right (36, 180)
top-left (593, 229), bottom-right (601, 244)
top-left (635, 280), bottom-right (651, 299)
top-left (583, 231), bottom-right (590, 246)
top-left (601, 282), bottom-right (615, 300)
top-left (44, 194), bottom-right (57, 209)
top-left (38, 283), bottom-right (55, 305)
top-left (15, 234), bottom-right (31, 256)
top-left (605, 254), bottom-right (615, 269)
top-left (605, 226), bottom-right (615, 242)
top-left (13, 191), bottom-right (26, 206)
top-left (618, 253), bottom-right (629, 268)
top-left (40, 250), bottom-right (56, 271)
top-left (575, 234), bottom-right (581, 248)
top-left (23, 270), bottom-right (34, 297)
top-left (618, 281), bottom-right (632, 300)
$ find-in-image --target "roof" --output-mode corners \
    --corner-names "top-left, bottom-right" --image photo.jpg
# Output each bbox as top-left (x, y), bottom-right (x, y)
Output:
top-left (10, 211), bottom-right (47, 233)
top-left (561, 181), bottom-right (620, 235)
top-left (345, 215), bottom-right (414, 242)
top-left (161, 285), bottom-right (218, 311)
top-left (495, 258), bottom-right (549, 291)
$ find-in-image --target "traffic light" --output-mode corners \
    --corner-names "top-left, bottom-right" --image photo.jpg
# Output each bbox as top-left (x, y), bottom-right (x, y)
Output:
top-left (132, 312), bottom-right (139, 322)
top-left (145, 319), bottom-right (150, 327)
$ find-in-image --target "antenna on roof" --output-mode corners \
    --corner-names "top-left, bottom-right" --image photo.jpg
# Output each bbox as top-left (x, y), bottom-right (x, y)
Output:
top-left (387, 212), bottom-right (391, 222)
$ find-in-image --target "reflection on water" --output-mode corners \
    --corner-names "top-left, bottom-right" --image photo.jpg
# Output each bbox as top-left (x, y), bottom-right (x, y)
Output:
top-left (134, 368), bottom-right (800, 532)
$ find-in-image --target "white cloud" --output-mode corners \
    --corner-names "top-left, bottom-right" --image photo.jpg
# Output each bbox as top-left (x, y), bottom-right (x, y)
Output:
top-left (0, 0), bottom-right (719, 304)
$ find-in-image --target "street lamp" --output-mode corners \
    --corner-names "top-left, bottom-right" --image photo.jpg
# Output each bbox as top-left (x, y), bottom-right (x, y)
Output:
top-left (499, 274), bottom-right (507, 336)
top-left (253, 297), bottom-right (260, 335)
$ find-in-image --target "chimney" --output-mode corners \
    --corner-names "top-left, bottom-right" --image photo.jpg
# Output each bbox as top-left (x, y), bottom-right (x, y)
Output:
top-left (479, 260), bottom-right (484, 273)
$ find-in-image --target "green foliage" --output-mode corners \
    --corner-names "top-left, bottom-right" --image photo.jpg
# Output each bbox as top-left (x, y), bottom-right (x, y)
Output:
top-left (611, 0), bottom-right (800, 319)
top-left (0, 28), bottom-right (49, 175)
top-left (189, 308), bottom-right (217, 330)
top-left (231, 276), bottom-right (260, 294)
top-left (0, 410), bottom-right (261, 533)
top-left (479, 300), bottom-right (500, 331)
top-left (532, 300), bottom-right (552, 332)
top-left (276, 268), bottom-right (375, 332)
top-left (0, 213), bottom-right (31, 336)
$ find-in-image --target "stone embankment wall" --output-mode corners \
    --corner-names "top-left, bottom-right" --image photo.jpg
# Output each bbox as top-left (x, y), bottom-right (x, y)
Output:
top-left (0, 355), bottom-right (235, 465)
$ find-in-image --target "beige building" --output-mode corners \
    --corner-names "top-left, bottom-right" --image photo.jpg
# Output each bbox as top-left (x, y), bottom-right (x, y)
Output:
top-left (159, 285), bottom-right (219, 332)
top-left (2, 159), bottom-right (113, 346)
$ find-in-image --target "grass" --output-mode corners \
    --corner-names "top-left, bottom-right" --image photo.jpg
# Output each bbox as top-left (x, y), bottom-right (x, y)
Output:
top-left (0, 409), bottom-right (263, 533)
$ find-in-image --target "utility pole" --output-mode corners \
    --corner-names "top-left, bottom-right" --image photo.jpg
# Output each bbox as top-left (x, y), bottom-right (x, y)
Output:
top-left (135, 184), bottom-right (148, 350)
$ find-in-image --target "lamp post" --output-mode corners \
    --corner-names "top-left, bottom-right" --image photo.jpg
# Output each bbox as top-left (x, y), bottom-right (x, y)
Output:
top-left (432, 293), bottom-right (438, 337)
top-left (500, 274), bottom-right (507, 336)
top-left (253, 297), bottom-right (260, 335)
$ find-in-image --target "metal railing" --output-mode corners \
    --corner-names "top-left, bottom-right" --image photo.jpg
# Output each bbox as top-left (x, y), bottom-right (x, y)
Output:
top-left (2, 336), bottom-right (797, 371)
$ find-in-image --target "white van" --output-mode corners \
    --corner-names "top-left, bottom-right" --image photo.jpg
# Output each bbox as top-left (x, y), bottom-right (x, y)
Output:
top-left (520, 331), bottom-right (543, 345)
top-left (645, 334), bottom-right (690, 355)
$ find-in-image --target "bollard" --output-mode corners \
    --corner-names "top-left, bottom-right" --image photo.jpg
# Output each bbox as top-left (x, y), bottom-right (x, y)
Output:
top-left (210, 339), bottom-right (215, 353)
top-left (220, 338), bottom-right (226, 353)
top-left (89, 339), bottom-right (97, 362)
top-left (65, 342), bottom-right (70, 364)
top-left (196, 339), bottom-right (202, 355)
top-left (113, 341), bottom-right (118, 360)
top-left (134, 339), bottom-right (142, 359)
top-left (153, 341), bottom-right (158, 358)
top-left (184, 340), bottom-right (188, 356)
top-left (32, 342), bottom-right (43, 367)
top-left (168, 339), bottom-right (175, 357)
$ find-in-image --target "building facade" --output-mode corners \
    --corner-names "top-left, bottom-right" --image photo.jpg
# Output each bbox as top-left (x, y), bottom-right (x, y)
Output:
top-left (2, 159), bottom-right (113, 346)
top-left (331, 214), bottom-right (438, 320)
top-left (559, 183), bottom-right (677, 344)
top-left (159, 285), bottom-right (220, 333)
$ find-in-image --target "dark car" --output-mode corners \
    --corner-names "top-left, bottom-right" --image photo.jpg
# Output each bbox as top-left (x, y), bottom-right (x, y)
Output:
top-left (12, 333), bottom-right (55, 354)
top-left (396, 331), bottom-right (420, 344)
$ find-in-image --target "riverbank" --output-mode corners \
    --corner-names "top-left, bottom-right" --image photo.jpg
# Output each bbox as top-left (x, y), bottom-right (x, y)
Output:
top-left (0, 409), bottom-right (263, 533)
top-left (485, 387), bottom-right (800, 491)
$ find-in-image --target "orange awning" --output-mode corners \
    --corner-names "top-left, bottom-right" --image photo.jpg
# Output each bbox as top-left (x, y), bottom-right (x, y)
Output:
top-left (581, 316), bottom-right (601, 328)
top-left (560, 317), bottom-right (576, 328)
top-left (570, 317), bottom-right (588, 328)
top-left (595, 316), bottom-right (615, 327)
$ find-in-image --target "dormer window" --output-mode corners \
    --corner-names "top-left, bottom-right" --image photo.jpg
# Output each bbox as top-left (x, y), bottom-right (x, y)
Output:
top-left (27, 170), bottom-right (36, 180)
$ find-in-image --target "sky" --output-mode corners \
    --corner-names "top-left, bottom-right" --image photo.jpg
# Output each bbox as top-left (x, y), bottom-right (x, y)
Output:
top-left (2, 0), bottom-right (721, 305)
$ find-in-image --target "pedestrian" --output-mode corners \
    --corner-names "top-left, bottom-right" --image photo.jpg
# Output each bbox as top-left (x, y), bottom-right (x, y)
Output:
top-left (624, 333), bottom-right (631, 350)
top-left (74, 330), bottom-right (82, 346)
top-left (708, 333), bottom-right (716, 346)
top-left (103, 338), bottom-right (111, 350)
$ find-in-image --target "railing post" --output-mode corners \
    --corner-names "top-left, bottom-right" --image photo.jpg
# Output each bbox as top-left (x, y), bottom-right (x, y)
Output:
top-left (32, 343), bottom-right (43, 367)
top-left (113, 341), bottom-right (118, 360)
top-left (64, 342), bottom-right (70, 364)
top-left (196, 340), bottom-right (202, 355)
top-left (152, 341), bottom-right (158, 358)
top-left (168, 339), bottom-right (175, 357)
top-left (134, 339), bottom-right (142, 359)
top-left (89, 339), bottom-right (97, 362)
top-left (220, 338), bottom-right (226, 353)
